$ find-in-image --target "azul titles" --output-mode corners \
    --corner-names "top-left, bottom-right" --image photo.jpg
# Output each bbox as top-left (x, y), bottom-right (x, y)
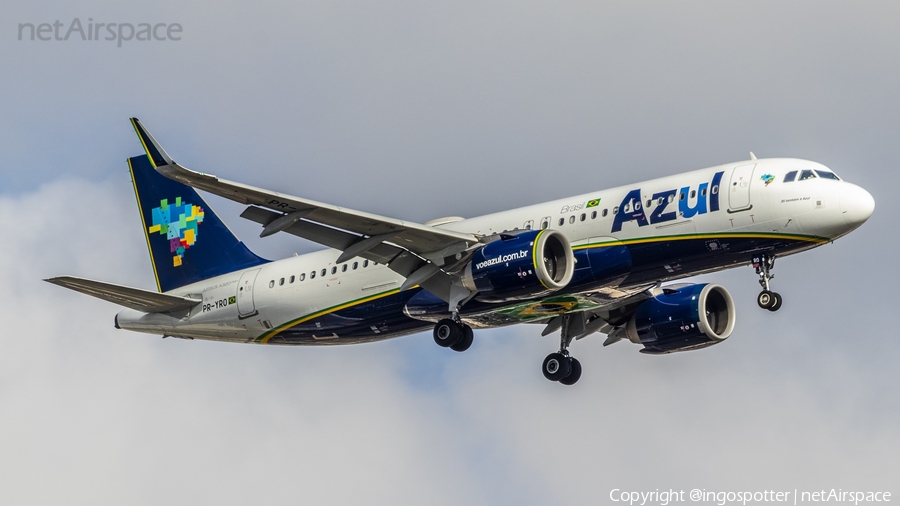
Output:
top-left (611, 171), bottom-right (724, 233)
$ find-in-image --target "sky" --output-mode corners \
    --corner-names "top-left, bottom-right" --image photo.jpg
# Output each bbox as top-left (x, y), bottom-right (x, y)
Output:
top-left (1, 1), bottom-right (898, 504)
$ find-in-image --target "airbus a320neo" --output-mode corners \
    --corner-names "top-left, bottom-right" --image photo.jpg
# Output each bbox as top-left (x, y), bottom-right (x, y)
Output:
top-left (47, 119), bottom-right (875, 385)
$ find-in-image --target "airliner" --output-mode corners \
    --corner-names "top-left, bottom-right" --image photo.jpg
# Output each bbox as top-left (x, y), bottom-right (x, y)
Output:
top-left (47, 119), bottom-right (875, 385)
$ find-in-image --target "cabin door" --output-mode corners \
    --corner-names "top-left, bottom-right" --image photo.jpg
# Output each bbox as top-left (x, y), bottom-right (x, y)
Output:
top-left (728, 164), bottom-right (756, 211)
top-left (237, 269), bottom-right (261, 318)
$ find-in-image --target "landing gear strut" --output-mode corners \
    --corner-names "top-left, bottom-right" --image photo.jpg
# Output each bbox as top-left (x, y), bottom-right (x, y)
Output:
top-left (432, 285), bottom-right (476, 352)
top-left (753, 254), bottom-right (782, 312)
top-left (433, 318), bottom-right (473, 352)
top-left (542, 315), bottom-right (582, 385)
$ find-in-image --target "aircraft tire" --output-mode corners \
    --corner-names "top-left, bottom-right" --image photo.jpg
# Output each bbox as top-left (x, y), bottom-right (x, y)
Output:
top-left (433, 319), bottom-right (463, 348)
top-left (542, 353), bottom-right (571, 381)
top-left (559, 357), bottom-right (582, 386)
top-left (768, 292), bottom-right (783, 312)
top-left (450, 325), bottom-right (474, 352)
top-left (757, 290), bottom-right (775, 309)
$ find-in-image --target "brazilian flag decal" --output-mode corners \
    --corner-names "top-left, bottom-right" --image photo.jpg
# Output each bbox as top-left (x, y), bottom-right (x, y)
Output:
top-left (228, 296), bottom-right (237, 305)
top-left (586, 199), bottom-right (601, 208)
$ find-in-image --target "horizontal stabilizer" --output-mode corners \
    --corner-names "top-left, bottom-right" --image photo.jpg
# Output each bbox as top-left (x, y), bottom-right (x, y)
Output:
top-left (45, 276), bottom-right (201, 313)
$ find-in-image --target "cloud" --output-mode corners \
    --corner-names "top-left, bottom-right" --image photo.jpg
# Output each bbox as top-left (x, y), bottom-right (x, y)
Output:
top-left (0, 180), bottom-right (487, 505)
top-left (0, 178), bottom-right (896, 505)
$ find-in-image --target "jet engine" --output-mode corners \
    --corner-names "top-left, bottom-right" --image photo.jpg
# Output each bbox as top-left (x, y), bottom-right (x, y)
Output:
top-left (624, 283), bottom-right (735, 354)
top-left (461, 229), bottom-right (575, 303)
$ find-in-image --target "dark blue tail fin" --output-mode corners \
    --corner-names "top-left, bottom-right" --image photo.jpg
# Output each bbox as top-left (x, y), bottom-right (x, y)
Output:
top-left (128, 153), bottom-right (268, 293)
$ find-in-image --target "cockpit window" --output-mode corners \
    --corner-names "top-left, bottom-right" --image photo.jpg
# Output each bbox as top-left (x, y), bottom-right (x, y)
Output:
top-left (798, 170), bottom-right (817, 181)
top-left (783, 171), bottom-right (797, 182)
top-left (815, 170), bottom-right (841, 180)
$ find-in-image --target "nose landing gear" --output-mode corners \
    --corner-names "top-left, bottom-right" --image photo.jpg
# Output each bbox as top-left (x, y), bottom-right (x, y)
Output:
top-left (753, 254), bottom-right (783, 311)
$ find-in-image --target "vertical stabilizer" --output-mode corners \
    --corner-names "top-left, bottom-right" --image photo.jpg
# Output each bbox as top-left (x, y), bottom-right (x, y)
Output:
top-left (128, 154), bottom-right (268, 292)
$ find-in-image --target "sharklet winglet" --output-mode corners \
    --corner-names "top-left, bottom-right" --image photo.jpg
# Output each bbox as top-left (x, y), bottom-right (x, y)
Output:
top-left (130, 117), bottom-right (174, 168)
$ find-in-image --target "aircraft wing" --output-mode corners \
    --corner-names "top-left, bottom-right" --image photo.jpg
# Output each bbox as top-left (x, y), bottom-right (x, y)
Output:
top-left (537, 285), bottom-right (658, 344)
top-left (45, 276), bottom-right (202, 313)
top-left (131, 118), bottom-right (480, 298)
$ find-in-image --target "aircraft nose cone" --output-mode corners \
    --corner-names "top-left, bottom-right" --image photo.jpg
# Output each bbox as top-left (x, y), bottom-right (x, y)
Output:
top-left (839, 183), bottom-right (875, 229)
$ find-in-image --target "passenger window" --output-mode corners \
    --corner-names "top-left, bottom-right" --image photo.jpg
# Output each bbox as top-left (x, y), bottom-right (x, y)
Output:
top-left (331, 267), bottom-right (337, 275)
top-left (352, 262), bottom-right (358, 270)
top-left (300, 273), bottom-right (306, 281)
top-left (279, 278), bottom-right (285, 286)
top-left (591, 210), bottom-right (597, 219)
top-left (363, 260), bottom-right (369, 268)
top-left (646, 199), bottom-right (652, 208)
top-left (783, 171), bottom-right (797, 182)
top-left (711, 185), bottom-right (718, 194)
top-left (613, 206), bottom-right (619, 214)
top-left (798, 170), bottom-right (817, 181)
top-left (289, 275), bottom-right (295, 284)
top-left (310, 271), bottom-right (316, 279)
top-left (569, 215), bottom-right (575, 224)
top-left (342, 264), bottom-right (348, 272)
top-left (580, 213), bottom-right (586, 222)
top-left (668, 194), bottom-right (675, 203)
top-left (657, 197), bottom-right (664, 206)
top-left (269, 280), bottom-right (275, 288)
top-left (680, 192), bottom-right (686, 201)
top-left (634, 201), bottom-right (641, 211)
top-left (690, 190), bottom-right (696, 199)
top-left (602, 209), bottom-right (608, 217)
top-left (701, 188), bottom-right (707, 196)
top-left (321, 269), bottom-right (326, 276)
top-left (558, 218), bottom-right (565, 226)
top-left (816, 170), bottom-right (841, 180)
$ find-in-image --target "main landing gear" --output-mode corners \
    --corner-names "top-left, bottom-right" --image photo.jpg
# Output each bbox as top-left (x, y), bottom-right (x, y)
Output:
top-left (433, 318), bottom-right (474, 352)
top-left (542, 317), bottom-right (582, 386)
top-left (753, 254), bottom-right (783, 312)
top-left (542, 352), bottom-right (582, 385)
top-left (433, 286), bottom-right (477, 352)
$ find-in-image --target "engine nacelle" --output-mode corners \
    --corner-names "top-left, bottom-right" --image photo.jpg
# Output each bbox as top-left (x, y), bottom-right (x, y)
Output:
top-left (461, 229), bottom-right (575, 303)
top-left (625, 283), bottom-right (736, 354)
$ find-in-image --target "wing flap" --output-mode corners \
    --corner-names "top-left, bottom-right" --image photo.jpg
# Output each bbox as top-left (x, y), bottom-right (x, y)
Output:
top-left (240, 206), bottom-right (405, 265)
top-left (45, 276), bottom-right (201, 313)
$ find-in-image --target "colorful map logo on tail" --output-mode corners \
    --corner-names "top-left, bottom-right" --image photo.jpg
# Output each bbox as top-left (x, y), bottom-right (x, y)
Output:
top-left (148, 197), bottom-right (205, 266)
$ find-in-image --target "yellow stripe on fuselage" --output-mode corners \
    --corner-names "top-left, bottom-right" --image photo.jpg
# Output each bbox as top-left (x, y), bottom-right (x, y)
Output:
top-left (257, 288), bottom-right (401, 343)
top-left (570, 231), bottom-right (827, 251)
